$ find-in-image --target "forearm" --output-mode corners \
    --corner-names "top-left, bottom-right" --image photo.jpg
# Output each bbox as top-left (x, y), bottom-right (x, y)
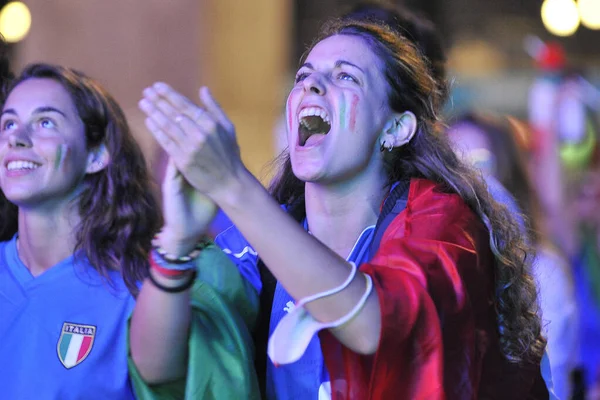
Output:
top-left (215, 169), bottom-right (381, 354)
top-left (130, 269), bottom-right (192, 384)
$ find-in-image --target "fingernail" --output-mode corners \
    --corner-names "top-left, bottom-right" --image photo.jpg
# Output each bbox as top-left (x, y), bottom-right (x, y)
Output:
top-left (154, 82), bottom-right (168, 91)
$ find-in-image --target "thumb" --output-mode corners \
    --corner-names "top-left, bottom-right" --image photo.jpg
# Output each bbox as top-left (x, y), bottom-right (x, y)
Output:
top-left (164, 157), bottom-right (178, 182)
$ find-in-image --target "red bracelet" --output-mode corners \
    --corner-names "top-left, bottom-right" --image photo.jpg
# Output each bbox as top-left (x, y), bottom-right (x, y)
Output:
top-left (149, 255), bottom-right (192, 278)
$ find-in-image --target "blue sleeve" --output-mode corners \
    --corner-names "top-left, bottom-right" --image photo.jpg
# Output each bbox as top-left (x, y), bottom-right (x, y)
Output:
top-left (214, 224), bottom-right (262, 294)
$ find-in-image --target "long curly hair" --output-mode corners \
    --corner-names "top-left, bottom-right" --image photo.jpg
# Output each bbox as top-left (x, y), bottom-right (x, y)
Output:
top-left (0, 63), bottom-right (161, 296)
top-left (270, 20), bottom-right (545, 365)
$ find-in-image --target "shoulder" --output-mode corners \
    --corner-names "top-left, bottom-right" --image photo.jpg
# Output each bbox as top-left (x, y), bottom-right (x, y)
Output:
top-left (407, 178), bottom-right (472, 215)
top-left (0, 240), bottom-right (8, 262)
top-left (402, 178), bottom-right (485, 244)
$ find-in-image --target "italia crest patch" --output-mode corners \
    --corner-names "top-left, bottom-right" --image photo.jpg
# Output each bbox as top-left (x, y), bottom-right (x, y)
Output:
top-left (56, 322), bottom-right (96, 369)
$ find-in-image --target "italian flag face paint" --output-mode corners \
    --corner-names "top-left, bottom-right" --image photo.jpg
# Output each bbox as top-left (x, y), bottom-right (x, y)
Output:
top-left (56, 322), bottom-right (96, 369)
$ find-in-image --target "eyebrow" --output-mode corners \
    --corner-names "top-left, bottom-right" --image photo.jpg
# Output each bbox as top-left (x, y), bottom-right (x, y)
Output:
top-left (1, 106), bottom-right (67, 119)
top-left (300, 60), bottom-right (365, 74)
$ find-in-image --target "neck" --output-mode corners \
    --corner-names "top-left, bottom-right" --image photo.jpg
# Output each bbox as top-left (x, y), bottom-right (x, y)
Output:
top-left (304, 173), bottom-right (388, 258)
top-left (17, 203), bottom-right (82, 277)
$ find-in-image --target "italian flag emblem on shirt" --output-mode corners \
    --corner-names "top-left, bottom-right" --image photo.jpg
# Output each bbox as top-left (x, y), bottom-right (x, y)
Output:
top-left (57, 322), bottom-right (96, 369)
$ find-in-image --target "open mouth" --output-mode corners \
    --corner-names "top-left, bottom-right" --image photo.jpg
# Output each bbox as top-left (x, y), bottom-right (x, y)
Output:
top-left (298, 108), bottom-right (331, 146)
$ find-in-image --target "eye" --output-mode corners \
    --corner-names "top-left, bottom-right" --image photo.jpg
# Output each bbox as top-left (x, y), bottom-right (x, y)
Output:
top-left (1, 119), bottom-right (16, 132)
top-left (337, 72), bottom-right (358, 83)
top-left (39, 118), bottom-right (56, 129)
top-left (295, 71), bottom-right (310, 83)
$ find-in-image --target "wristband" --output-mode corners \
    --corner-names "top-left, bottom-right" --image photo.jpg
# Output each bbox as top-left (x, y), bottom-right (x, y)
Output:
top-left (147, 268), bottom-right (197, 293)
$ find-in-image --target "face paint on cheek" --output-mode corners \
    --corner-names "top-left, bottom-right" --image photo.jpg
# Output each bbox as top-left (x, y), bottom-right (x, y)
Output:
top-left (286, 95), bottom-right (294, 135)
top-left (349, 94), bottom-right (359, 132)
top-left (339, 97), bottom-right (347, 130)
top-left (53, 144), bottom-right (67, 171)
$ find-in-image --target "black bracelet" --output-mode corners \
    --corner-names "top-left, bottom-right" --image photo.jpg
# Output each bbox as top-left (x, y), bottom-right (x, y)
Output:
top-left (147, 268), bottom-right (197, 293)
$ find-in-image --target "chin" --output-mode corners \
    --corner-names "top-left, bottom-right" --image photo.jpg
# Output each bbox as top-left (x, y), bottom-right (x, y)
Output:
top-left (291, 164), bottom-right (325, 184)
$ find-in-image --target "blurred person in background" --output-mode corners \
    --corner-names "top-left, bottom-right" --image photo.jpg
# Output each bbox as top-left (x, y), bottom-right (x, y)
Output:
top-left (528, 40), bottom-right (600, 393)
top-left (448, 112), bottom-right (580, 400)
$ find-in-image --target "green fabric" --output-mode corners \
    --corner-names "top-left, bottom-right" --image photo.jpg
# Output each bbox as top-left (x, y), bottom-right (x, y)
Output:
top-left (582, 227), bottom-right (600, 307)
top-left (128, 244), bottom-right (261, 400)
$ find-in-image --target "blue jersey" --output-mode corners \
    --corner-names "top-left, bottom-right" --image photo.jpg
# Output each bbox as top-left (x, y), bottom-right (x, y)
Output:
top-left (0, 236), bottom-right (136, 400)
top-left (215, 222), bottom-right (375, 400)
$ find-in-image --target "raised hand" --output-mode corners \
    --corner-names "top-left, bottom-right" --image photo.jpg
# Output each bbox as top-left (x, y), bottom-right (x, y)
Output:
top-left (139, 83), bottom-right (245, 202)
top-left (158, 157), bottom-right (217, 254)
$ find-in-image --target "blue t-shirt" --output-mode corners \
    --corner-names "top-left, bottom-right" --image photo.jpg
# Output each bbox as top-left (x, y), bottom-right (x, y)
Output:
top-left (216, 222), bottom-right (375, 400)
top-left (0, 236), bottom-right (136, 400)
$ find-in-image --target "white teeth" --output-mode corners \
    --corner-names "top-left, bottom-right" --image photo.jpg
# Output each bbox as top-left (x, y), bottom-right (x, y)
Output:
top-left (298, 107), bottom-right (330, 123)
top-left (7, 161), bottom-right (39, 171)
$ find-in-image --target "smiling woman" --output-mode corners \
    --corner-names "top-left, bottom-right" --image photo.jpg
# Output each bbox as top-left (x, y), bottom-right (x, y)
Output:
top-left (0, 63), bottom-right (259, 400)
top-left (0, 79), bottom-right (99, 212)
top-left (0, 63), bottom-right (160, 399)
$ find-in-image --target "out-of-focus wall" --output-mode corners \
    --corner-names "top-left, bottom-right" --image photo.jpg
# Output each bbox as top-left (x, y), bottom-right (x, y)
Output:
top-left (201, 0), bottom-right (292, 181)
top-left (14, 0), bottom-right (291, 182)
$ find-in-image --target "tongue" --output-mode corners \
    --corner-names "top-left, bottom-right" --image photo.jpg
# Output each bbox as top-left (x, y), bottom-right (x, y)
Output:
top-left (304, 133), bottom-right (326, 147)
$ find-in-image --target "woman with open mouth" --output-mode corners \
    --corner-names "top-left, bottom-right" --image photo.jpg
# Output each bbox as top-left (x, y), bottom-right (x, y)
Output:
top-left (136, 18), bottom-right (549, 400)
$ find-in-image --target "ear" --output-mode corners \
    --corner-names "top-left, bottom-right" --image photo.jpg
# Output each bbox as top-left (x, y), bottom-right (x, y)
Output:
top-left (85, 143), bottom-right (110, 174)
top-left (380, 111), bottom-right (418, 149)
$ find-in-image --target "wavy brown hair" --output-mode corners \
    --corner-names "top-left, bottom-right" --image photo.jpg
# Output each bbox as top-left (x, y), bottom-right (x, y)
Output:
top-left (270, 20), bottom-right (545, 364)
top-left (0, 63), bottom-right (161, 295)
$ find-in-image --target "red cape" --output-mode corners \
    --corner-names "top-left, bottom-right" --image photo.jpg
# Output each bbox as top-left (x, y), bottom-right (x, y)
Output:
top-left (320, 179), bottom-right (547, 400)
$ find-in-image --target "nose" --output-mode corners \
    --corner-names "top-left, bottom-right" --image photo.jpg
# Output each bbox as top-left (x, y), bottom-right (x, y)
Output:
top-left (302, 74), bottom-right (326, 95)
top-left (7, 126), bottom-right (33, 148)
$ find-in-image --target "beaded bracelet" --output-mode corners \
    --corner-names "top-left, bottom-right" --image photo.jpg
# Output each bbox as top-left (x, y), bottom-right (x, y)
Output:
top-left (150, 249), bottom-right (196, 272)
top-left (148, 268), bottom-right (197, 293)
top-left (151, 235), bottom-right (210, 265)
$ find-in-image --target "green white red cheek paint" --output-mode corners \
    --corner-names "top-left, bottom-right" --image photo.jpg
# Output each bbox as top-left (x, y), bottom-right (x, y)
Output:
top-left (339, 94), bottom-right (360, 132)
top-left (53, 144), bottom-right (66, 171)
top-left (286, 94), bottom-right (295, 136)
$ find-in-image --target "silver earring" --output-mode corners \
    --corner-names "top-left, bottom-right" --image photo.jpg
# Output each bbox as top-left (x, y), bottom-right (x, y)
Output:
top-left (380, 140), bottom-right (394, 152)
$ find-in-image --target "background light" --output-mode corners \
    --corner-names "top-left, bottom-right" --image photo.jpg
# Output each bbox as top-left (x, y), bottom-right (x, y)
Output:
top-left (541, 0), bottom-right (581, 36)
top-left (0, 1), bottom-right (32, 43)
top-left (579, 0), bottom-right (600, 29)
